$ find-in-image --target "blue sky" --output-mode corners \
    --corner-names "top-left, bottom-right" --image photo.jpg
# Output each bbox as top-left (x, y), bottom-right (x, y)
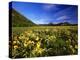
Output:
top-left (10, 1), bottom-right (78, 24)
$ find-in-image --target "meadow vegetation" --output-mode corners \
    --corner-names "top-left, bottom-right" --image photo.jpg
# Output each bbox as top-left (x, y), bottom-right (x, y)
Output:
top-left (9, 26), bottom-right (78, 58)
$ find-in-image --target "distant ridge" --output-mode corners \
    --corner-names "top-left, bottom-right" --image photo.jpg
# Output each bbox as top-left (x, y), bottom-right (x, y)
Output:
top-left (38, 22), bottom-right (78, 26)
top-left (10, 9), bottom-right (36, 27)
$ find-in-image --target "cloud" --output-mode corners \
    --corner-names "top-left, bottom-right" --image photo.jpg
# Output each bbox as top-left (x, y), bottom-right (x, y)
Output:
top-left (34, 19), bottom-right (46, 24)
top-left (53, 7), bottom-right (72, 17)
top-left (56, 16), bottom-right (70, 20)
top-left (43, 4), bottom-right (58, 11)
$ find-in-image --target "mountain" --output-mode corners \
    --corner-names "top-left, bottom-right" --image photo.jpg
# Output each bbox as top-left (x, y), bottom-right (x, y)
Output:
top-left (38, 22), bottom-right (77, 26)
top-left (57, 22), bottom-right (71, 26)
top-left (10, 9), bottom-right (36, 27)
top-left (56, 22), bottom-right (77, 26)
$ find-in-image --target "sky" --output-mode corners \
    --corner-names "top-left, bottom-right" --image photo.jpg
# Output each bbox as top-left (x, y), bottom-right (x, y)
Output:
top-left (10, 1), bottom-right (78, 24)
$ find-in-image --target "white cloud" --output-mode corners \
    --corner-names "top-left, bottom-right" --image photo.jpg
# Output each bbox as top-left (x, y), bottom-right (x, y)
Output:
top-left (56, 16), bottom-right (70, 20)
top-left (53, 7), bottom-right (72, 17)
top-left (43, 4), bottom-right (58, 11)
top-left (34, 19), bottom-right (46, 24)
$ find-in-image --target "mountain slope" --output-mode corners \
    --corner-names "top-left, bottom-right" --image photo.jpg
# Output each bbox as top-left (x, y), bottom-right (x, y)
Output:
top-left (10, 9), bottom-right (36, 27)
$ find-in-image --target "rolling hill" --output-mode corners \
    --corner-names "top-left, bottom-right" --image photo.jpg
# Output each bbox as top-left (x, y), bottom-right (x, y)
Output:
top-left (10, 9), bottom-right (36, 27)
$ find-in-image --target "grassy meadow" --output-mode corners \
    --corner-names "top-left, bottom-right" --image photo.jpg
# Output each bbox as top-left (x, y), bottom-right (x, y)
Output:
top-left (10, 26), bottom-right (78, 58)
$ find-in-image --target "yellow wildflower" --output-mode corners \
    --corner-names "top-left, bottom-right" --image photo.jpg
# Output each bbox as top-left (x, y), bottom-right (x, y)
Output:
top-left (75, 45), bottom-right (78, 49)
top-left (36, 42), bottom-right (41, 48)
top-left (14, 45), bottom-right (18, 49)
top-left (36, 36), bottom-right (39, 41)
top-left (72, 48), bottom-right (75, 53)
top-left (24, 43), bottom-right (27, 47)
top-left (13, 41), bottom-right (17, 44)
